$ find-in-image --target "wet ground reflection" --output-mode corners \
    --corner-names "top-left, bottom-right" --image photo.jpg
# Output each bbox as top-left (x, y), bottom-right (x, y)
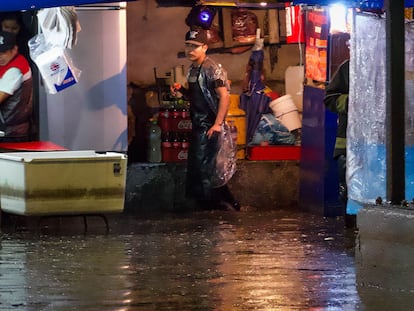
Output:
top-left (0, 210), bottom-right (361, 310)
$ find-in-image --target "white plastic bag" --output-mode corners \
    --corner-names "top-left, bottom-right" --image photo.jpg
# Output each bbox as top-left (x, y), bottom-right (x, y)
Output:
top-left (29, 6), bottom-right (81, 94)
top-left (37, 6), bottom-right (81, 49)
top-left (29, 34), bottom-right (81, 94)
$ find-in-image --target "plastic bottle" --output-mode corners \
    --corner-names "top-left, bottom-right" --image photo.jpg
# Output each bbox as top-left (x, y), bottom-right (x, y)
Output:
top-left (172, 105), bottom-right (180, 120)
top-left (147, 118), bottom-right (162, 163)
top-left (172, 132), bottom-right (181, 149)
top-left (181, 132), bottom-right (189, 149)
top-left (162, 131), bottom-right (172, 149)
top-left (161, 131), bottom-right (172, 162)
top-left (158, 107), bottom-right (169, 132)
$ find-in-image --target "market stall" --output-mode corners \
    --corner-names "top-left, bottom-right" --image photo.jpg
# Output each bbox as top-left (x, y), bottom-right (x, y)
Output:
top-left (294, 0), bottom-right (413, 217)
top-left (0, 0), bottom-right (133, 227)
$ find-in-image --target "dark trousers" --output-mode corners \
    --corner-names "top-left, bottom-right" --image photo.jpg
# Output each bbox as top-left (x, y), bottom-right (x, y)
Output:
top-left (336, 154), bottom-right (357, 227)
top-left (196, 184), bottom-right (238, 210)
top-left (336, 154), bottom-right (347, 207)
top-left (213, 185), bottom-right (237, 205)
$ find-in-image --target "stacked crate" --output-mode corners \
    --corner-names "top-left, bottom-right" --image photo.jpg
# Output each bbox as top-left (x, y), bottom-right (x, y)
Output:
top-left (158, 100), bottom-right (191, 162)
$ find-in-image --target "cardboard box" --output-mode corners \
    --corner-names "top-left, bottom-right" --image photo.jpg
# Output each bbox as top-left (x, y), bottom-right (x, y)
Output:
top-left (247, 145), bottom-right (301, 161)
top-left (0, 151), bottom-right (127, 216)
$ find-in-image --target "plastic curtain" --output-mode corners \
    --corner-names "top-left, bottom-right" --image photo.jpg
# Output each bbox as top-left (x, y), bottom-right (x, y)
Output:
top-left (347, 13), bottom-right (414, 214)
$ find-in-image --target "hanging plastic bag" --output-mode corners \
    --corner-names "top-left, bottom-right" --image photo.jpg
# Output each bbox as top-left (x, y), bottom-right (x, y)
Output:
top-left (37, 6), bottom-right (81, 49)
top-left (30, 6), bottom-right (81, 94)
top-left (211, 122), bottom-right (237, 188)
top-left (29, 34), bottom-right (81, 94)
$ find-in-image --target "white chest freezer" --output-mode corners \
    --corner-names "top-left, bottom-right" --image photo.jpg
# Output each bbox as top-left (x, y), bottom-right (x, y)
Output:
top-left (0, 150), bottom-right (127, 216)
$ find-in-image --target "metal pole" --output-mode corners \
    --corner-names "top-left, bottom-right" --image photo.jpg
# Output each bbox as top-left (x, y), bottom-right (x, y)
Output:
top-left (385, 0), bottom-right (405, 204)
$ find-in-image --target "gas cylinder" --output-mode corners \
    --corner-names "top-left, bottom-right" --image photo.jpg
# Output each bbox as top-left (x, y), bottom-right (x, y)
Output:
top-left (227, 94), bottom-right (246, 159)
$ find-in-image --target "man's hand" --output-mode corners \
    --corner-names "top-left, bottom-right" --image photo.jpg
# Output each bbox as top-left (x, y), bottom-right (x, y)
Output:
top-left (170, 83), bottom-right (181, 97)
top-left (207, 123), bottom-right (221, 138)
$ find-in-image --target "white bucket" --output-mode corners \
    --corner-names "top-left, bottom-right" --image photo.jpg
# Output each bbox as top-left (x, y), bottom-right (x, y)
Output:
top-left (269, 94), bottom-right (302, 131)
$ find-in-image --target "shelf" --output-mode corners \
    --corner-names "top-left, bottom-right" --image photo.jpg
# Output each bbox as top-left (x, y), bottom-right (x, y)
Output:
top-left (177, 7), bottom-right (286, 57)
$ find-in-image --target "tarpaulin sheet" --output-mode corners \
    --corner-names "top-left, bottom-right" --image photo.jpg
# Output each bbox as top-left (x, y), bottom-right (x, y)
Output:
top-left (0, 1), bottom-right (134, 12)
top-left (239, 49), bottom-right (272, 144)
top-left (292, 0), bottom-right (414, 8)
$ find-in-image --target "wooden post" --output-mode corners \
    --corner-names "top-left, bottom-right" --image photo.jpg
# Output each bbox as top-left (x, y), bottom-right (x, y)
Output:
top-left (385, 0), bottom-right (405, 204)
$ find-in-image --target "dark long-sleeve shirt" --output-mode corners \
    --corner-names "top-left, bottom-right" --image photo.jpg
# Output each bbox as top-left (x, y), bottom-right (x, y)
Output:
top-left (324, 59), bottom-right (349, 158)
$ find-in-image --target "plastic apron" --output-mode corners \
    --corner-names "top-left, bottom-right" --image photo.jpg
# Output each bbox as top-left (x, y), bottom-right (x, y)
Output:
top-left (186, 65), bottom-right (219, 202)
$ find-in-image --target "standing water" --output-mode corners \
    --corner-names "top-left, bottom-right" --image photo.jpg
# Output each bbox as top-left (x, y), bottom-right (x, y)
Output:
top-left (0, 210), bottom-right (369, 310)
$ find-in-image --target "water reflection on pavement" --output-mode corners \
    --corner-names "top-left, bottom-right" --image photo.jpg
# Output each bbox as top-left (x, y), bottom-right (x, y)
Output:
top-left (0, 210), bottom-right (361, 310)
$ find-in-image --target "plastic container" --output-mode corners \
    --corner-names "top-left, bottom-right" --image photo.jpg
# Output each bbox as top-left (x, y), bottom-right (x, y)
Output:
top-left (227, 94), bottom-right (246, 159)
top-left (269, 94), bottom-right (302, 131)
top-left (247, 145), bottom-right (301, 161)
top-left (147, 119), bottom-right (162, 163)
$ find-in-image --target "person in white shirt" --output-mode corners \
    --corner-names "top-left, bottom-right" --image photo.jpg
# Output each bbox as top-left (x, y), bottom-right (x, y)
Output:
top-left (0, 31), bottom-right (33, 142)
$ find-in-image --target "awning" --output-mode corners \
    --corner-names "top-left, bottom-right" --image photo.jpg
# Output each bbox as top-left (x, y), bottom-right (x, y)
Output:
top-left (0, 0), bottom-right (134, 12)
top-left (291, 0), bottom-right (414, 8)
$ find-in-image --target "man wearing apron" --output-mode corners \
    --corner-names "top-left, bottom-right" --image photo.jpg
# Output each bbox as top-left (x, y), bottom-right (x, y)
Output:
top-left (172, 28), bottom-right (240, 211)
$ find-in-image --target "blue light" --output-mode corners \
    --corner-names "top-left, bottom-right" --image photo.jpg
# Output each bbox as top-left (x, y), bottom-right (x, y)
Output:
top-left (199, 12), bottom-right (211, 22)
top-left (186, 6), bottom-right (216, 29)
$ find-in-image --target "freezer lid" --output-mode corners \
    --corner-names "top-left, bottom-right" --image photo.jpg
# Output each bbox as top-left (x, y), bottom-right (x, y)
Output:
top-left (0, 0), bottom-right (135, 12)
top-left (0, 150), bottom-right (127, 163)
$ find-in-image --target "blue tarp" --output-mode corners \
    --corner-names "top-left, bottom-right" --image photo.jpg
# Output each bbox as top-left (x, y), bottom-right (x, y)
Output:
top-left (292, 0), bottom-right (414, 9)
top-left (0, 1), bottom-right (133, 12)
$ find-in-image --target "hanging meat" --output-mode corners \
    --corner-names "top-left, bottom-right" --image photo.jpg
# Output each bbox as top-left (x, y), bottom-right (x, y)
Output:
top-left (231, 8), bottom-right (257, 43)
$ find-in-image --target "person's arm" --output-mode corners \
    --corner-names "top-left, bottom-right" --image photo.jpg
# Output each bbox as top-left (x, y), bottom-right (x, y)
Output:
top-left (0, 91), bottom-right (10, 104)
top-left (207, 85), bottom-right (229, 138)
top-left (0, 67), bottom-right (23, 104)
top-left (323, 60), bottom-right (349, 114)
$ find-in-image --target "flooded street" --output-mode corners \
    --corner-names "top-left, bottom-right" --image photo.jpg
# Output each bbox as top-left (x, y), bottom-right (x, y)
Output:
top-left (0, 210), bottom-right (361, 310)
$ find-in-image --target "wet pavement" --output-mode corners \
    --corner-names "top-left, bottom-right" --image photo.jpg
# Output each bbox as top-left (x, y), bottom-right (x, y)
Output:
top-left (0, 209), bottom-right (362, 310)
